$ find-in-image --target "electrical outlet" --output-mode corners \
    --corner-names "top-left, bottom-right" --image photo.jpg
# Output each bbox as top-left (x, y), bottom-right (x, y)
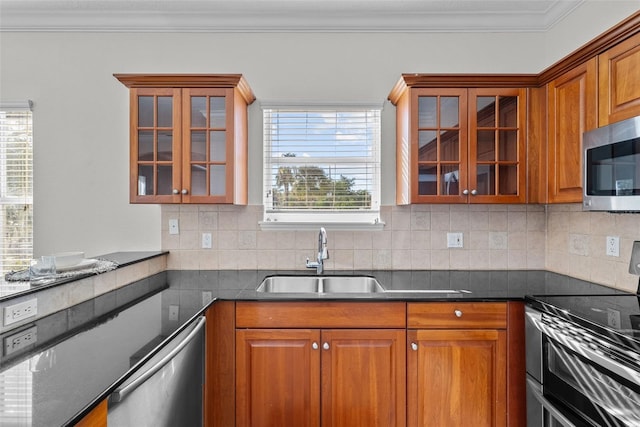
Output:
top-left (168, 219), bottom-right (179, 235)
top-left (4, 326), bottom-right (37, 356)
top-left (607, 308), bottom-right (621, 328)
top-left (202, 233), bottom-right (212, 249)
top-left (4, 298), bottom-right (38, 326)
top-left (606, 235), bottom-right (620, 257)
top-left (202, 291), bottom-right (213, 305)
top-left (447, 232), bottom-right (463, 248)
top-left (168, 305), bottom-right (179, 321)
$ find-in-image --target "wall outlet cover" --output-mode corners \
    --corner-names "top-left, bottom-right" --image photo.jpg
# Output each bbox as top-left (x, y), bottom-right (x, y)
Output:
top-left (606, 235), bottom-right (620, 257)
top-left (4, 298), bottom-right (38, 326)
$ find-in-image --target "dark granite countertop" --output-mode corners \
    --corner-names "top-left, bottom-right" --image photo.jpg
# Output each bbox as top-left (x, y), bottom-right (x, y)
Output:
top-left (0, 251), bottom-right (168, 302)
top-left (0, 268), bottom-right (632, 426)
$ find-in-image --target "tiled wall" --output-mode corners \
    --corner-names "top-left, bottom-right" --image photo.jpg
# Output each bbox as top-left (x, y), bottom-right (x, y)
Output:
top-left (162, 203), bottom-right (640, 292)
top-left (546, 204), bottom-right (640, 293)
top-left (162, 204), bottom-right (546, 272)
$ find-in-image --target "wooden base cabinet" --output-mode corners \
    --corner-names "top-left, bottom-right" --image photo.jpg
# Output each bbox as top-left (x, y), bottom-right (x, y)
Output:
top-left (407, 302), bottom-right (507, 427)
top-left (236, 328), bottom-right (406, 427)
top-left (407, 329), bottom-right (506, 427)
top-left (235, 302), bottom-right (407, 427)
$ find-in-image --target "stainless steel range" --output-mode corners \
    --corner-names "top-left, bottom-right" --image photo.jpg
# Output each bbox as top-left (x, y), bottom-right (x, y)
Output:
top-left (526, 294), bottom-right (640, 426)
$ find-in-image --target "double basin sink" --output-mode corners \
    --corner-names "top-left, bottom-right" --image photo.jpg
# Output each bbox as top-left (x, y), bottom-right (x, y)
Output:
top-left (256, 275), bottom-right (469, 295)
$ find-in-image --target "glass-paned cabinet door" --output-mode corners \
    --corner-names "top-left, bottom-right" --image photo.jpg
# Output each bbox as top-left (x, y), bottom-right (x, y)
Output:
top-left (469, 88), bottom-right (526, 202)
top-left (182, 88), bottom-right (232, 202)
top-left (131, 88), bottom-right (182, 203)
top-left (413, 88), bottom-right (468, 201)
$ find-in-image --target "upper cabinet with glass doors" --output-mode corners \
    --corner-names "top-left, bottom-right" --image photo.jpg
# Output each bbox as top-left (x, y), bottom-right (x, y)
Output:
top-left (389, 75), bottom-right (527, 204)
top-left (115, 74), bottom-right (255, 204)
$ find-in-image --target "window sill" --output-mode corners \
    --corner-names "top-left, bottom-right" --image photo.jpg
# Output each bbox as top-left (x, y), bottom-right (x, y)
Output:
top-left (259, 221), bottom-right (385, 231)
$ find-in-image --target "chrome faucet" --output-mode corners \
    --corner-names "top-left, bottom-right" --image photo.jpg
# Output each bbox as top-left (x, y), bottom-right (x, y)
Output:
top-left (306, 227), bottom-right (329, 274)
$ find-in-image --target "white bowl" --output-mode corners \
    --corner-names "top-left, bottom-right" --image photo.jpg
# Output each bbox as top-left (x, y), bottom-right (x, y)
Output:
top-left (53, 251), bottom-right (85, 269)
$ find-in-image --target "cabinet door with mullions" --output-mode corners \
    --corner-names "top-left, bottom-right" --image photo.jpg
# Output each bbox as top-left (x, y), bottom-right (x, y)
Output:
top-left (412, 88), bottom-right (468, 203)
top-left (469, 88), bottom-right (526, 203)
top-left (182, 88), bottom-right (234, 203)
top-left (130, 88), bottom-right (182, 204)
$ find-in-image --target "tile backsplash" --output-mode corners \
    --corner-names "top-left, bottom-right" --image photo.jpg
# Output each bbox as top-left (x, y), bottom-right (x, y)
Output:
top-left (162, 203), bottom-right (640, 292)
top-left (162, 203), bottom-right (546, 271)
top-left (546, 204), bottom-right (640, 293)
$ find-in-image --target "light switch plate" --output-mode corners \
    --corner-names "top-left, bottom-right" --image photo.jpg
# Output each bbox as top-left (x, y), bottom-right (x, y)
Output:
top-left (168, 219), bottom-right (179, 235)
top-left (447, 232), bottom-right (463, 248)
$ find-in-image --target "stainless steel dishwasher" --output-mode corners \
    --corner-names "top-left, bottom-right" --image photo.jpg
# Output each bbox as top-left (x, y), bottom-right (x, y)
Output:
top-left (107, 316), bottom-right (205, 427)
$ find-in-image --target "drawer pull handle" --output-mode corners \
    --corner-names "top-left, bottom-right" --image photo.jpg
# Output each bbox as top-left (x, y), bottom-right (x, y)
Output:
top-left (454, 309), bottom-right (463, 318)
top-left (323, 342), bottom-right (330, 350)
top-left (411, 342), bottom-right (418, 351)
top-left (312, 342), bottom-right (319, 350)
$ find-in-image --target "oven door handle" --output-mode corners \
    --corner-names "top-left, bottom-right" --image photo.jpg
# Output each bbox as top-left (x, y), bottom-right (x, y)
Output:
top-left (527, 377), bottom-right (577, 427)
top-left (541, 321), bottom-right (640, 386)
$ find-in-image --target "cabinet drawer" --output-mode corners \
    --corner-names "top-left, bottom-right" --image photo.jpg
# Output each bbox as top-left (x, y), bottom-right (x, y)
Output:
top-left (236, 301), bottom-right (406, 328)
top-left (407, 302), bottom-right (507, 329)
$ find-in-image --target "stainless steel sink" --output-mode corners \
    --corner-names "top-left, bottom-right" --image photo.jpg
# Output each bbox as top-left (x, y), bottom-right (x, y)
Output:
top-left (256, 276), bottom-right (319, 293)
top-left (255, 275), bottom-right (471, 295)
top-left (256, 275), bottom-right (385, 293)
top-left (321, 276), bottom-right (385, 293)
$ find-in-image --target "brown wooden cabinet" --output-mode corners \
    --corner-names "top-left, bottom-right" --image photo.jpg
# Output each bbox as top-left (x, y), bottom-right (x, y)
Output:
top-left (114, 74), bottom-right (255, 204)
top-left (546, 58), bottom-right (598, 203)
top-left (389, 78), bottom-right (527, 204)
top-left (407, 302), bottom-right (507, 427)
top-left (75, 400), bottom-right (108, 427)
top-left (599, 32), bottom-right (640, 126)
top-left (235, 302), bottom-right (407, 427)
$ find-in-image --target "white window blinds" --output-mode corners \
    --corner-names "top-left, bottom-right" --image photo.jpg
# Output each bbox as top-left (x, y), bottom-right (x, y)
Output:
top-left (0, 101), bottom-right (33, 276)
top-left (263, 105), bottom-right (381, 226)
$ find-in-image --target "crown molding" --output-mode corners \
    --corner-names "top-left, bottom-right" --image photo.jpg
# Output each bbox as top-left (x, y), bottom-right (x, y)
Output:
top-left (0, 0), bottom-right (584, 33)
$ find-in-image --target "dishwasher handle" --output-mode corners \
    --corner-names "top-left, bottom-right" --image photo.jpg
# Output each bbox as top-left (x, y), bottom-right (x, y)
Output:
top-left (110, 316), bottom-right (206, 403)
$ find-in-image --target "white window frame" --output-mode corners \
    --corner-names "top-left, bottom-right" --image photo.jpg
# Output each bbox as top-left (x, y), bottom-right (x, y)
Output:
top-left (0, 101), bottom-right (33, 277)
top-left (261, 102), bottom-right (383, 230)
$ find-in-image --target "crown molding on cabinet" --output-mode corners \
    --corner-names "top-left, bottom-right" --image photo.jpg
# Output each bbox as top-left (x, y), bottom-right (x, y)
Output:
top-left (113, 74), bottom-right (256, 104)
top-left (388, 9), bottom-right (640, 104)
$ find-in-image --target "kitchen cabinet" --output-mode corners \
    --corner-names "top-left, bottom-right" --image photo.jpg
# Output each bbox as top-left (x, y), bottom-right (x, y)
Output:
top-left (546, 58), bottom-right (598, 203)
top-left (407, 302), bottom-right (507, 427)
top-left (598, 32), bottom-right (640, 126)
top-left (76, 400), bottom-right (107, 427)
top-left (388, 78), bottom-right (527, 204)
top-left (235, 302), bottom-right (406, 427)
top-left (114, 74), bottom-right (255, 204)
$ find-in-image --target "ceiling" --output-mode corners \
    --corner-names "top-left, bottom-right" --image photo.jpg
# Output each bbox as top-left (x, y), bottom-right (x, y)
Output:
top-left (0, 0), bottom-right (585, 33)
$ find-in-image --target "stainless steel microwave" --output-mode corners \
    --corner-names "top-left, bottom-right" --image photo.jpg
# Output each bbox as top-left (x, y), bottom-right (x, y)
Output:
top-left (583, 115), bottom-right (640, 212)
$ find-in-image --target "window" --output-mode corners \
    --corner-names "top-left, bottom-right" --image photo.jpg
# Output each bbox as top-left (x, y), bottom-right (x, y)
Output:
top-left (0, 102), bottom-right (33, 276)
top-left (262, 104), bottom-right (382, 228)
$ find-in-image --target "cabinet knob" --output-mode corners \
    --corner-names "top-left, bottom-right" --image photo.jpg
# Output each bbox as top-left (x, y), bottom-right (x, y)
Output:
top-left (181, 189), bottom-right (188, 195)
top-left (323, 342), bottom-right (330, 350)
top-left (411, 342), bottom-right (418, 351)
top-left (172, 189), bottom-right (179, 195)
top-left (312, 342), bottom-right (319, 350)
top-left (470, 189), bottom-right (477, 196)
top-left (454, 309), bottom-right (463, 318)
top-left (462, 189), bottom-right (469, 195)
